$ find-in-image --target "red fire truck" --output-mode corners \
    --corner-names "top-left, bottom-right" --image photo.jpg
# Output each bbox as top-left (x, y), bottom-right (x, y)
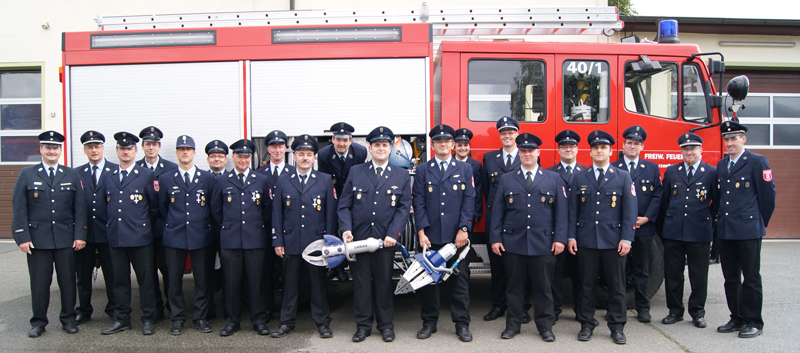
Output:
top-left (60, 5), bottom-right (733, 305)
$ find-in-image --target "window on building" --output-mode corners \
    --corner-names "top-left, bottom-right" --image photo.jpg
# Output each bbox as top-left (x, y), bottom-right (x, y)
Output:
top-left (729, 93), bottom-right (800, 147)
top-left (468, 59), bottom-right (546, 122)
top-left (563, 60), bottom-right (609, 123)
top-left (623, 61), bottom-right (678, 120)
top-left (0, 69), bottom-right (42, 162)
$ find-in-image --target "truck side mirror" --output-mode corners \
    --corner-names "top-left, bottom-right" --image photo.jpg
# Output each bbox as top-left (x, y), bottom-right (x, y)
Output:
top-left (708, 58), bottom-right (725, 75)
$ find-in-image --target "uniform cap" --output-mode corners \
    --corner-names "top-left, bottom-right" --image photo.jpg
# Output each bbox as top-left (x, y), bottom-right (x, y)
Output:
top-left (587, 130), bottom-right (615, 146)
top-left (114, 131), bottom-right (140, 147)
top-left (230, 139), bottom-right (256, 155)
top-left (678, 132), bottom-right (703, 147)
top-left (496, 116), bottom-right (520, 132)
top-left (39, 131), bottom-right (65, 146)
top-left (428, 124), bottom-right (455, 141)
top-left (454, 128), bottom-right (473, 143)
top-left (330, 122), bottom-right (355, 139)
top-left (720, 121), bottom-right (748, 137)
top-left (80, 130), bottom-right (105, 145)
top-left (175, 135), bottom-right (195, 149)
top-left (205, 140), bottom-right (229, 155)
top-left (291, 134), bottom-right (319, 153)
top-left (516, 133), bottom-right (542, 150)
top-left (265, 130), bottom-right (288, 146)
top-left (622, 125), bottom-right (647, 142)
top-left (139, 126), bottom-right (163, 142)
top-left (555, 129), bottom-right (580, 145)
top-left (366, 126), bottom-right (394, 144)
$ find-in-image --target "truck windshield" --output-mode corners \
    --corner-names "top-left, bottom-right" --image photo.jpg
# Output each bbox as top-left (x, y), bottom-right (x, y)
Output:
top-left (468, 59), bottom-right (546, 122)
top-left (562, 60), bottom-right (610, 123)
top-left (624, 62), bottom-right (678, 120)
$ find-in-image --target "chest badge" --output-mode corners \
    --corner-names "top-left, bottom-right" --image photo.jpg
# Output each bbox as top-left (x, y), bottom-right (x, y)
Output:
top-left (745, 182), bottom-right (750, 188)
top-left (611, 201), bottom-right (616, 208)
top-left (461, 184), bottom-right (465, 190)
top-left (735, 182), bottom-right (740, 188)
top-left (642, 185), bottom-right (647, 192)
top-left (650, 186), bottom-right (654, 191)
top-left (428, 186), bottom-right (433, 193)
top-left (581, 196), bottom-right (585, 202)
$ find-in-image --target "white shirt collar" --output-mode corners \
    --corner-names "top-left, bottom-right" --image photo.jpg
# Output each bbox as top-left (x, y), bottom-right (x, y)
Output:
top-left (372, 160), bottom-right (389, 171)
top-left (90, 159), bottom-right (106, 172)
top-left (560, 160), bottom-right (576, 170)
top-left (145, 156), bottom-right (160, 170)
top-left (624, 155), bottom-right (639, 168)
top-left (434, 155), bottom-right (452, 166)
top-left (684, 159), bottom-right (701, 171)
top-left (521, 164), bottom-right (539, 176)
top-left (179, 165), bottom-right (197, 179)
top-left (270, 160), bottom-right (285, 174)
top-left (503, 148), bottom-right (518, 162)
top-left (42, 162), bottom-right (58, 175)
top-left (234, 168), bottom-right (250, 179)
top-left (119, 164), bottom-right (135, 181)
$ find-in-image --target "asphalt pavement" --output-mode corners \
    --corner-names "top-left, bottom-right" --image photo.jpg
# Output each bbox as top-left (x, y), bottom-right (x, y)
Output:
top-left (0, 240), bottom-right (798, 352)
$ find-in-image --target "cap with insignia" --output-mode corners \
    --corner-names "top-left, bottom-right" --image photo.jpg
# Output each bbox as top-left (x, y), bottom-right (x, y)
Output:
top-left (291, 134), bottom-right (319, 153)
top-left (265, 130), bottom-right (288, 146)
top-left (496, 116), bottom-right (520, 132)
top-left (139, 126), bottom-right (164, 142)
top-left (555, 129), bottom-right (580, 145)
top-left (428, 124), bottom-right (455, 141)
top-left (454, 128), bottom-right (473, 143)
top-left (622, 125), bottom-right (647, 142)
top-left (39, 131), bottom-right (65, 146)
top-left (720, 120), bottom-right (748, 137)
top-left (515, 133), bottom-right (543, 150)
top-left (230, 139), bottom-right (256, 155)
top-left (330, 122), bottom-right (355, 139)
top-left (587, 130), bottom-right (615, 146)
top-left (114, 131), bottom-right (140, 147)
top-left (366, 126), bottom-right (394, 144)
top-left (205, 140), bottom-right (229, 155)
top-left (80, 130), bottom-right (105, 145)
top-left (175, 135), bottom-right (195, 149)
top-left (678, 132), bottom-right (703, 147)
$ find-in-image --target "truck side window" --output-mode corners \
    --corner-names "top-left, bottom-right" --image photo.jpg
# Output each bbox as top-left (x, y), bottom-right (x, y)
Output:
top-left (623, 61), bottom-right (678, 120)
top-left (468, 59), bottom-right (546, 122)
top-left (563, 60), bottom-right (609, 123)
top-left (682, 64), bottom-right (708, 123)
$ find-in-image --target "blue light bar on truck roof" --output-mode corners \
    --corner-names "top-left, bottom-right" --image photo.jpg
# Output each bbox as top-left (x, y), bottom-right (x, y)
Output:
top-left (657, 20), bottom-right (679, 44)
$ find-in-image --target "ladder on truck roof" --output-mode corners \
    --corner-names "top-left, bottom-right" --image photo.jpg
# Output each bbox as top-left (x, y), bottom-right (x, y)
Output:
top-left (95, 2), bottom-right (624, 39)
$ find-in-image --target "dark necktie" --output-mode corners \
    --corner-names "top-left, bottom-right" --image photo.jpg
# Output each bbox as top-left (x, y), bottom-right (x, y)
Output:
top-left (440, 161), bottom-right (446, 176)
top-left (526, 171), bottom-right (532, 188)
top-left (506, 154), bottom-right (512, 170)
top-left (150, 166), bottom-right (155, 172)
top-left (728, 160), bottom-right (734, 171)
top-left (121, 170), bottom-right (128, 184)
top-left (184, 172), bottom-right (191, 187)
top-left (629, 161), bottom-right (636, 174)
top-left (688, 165), bottom-right (694, 181)
top-left (91, 166), bottom-right (98, 188)
top-left (340, 156), bottom-right (346, 165)
top-left (272, 166), bottom-right (278, 181)
top-left (49, 167), bottom-right (55, 183)
top-left (376, 167), bottom-right (383, 183)
top-left (597, 168), bottom-right (604, 187)
top-left (300, 174), bottom-right (307, 189)
top-left (238, 173), bottom-right (244, 186)
top-left (565, 165), bottom-right (572, 179)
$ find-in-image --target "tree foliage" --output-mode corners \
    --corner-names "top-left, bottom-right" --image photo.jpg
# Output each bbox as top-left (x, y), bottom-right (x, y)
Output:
top-left (609, 0), bottom-right (638, 15)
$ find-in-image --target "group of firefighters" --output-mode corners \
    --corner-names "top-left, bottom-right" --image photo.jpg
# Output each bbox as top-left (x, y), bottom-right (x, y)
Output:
top-left (12, 116), bottom-right (775, 344)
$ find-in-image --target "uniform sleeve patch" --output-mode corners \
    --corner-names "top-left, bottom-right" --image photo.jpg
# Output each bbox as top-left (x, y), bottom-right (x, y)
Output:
top-left (763, 169), bottom-right (773, 182)
top-left (562, 185), bottom-right (567, 198)
top-left (153, 180), bottom-right (160, 192)
top-left (630, 182), bottom-right (637, 197)
top-left (333, 188), bottom-right (337, 200)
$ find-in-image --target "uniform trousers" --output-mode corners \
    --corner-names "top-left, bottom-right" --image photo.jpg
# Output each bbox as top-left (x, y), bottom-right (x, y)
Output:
top-left (351, 249), bottom-right (395, 332)
top-left (75, 242), bottom-right (116, 318)
top-left (663, 238), bottom-right (710, 319)
top-left (552, 251), bottom-right (580, 317)
top-left (576, 248), bottom-right (627, 331)
top-left (152, 236), bottom-right (170, 315)
top-left (279, 254), bottom-right (330, 327)
top-left (719, 238), bottom-right (763, 329)
top-left (220, 248), bottom-right (267, 327)
top-left (503, 253), bottom-right (556, 333)
top-left (419, 244), bottom-right (471, 328)
top-left (109, 244), bottom-right (157, 325)
top-left (631, 235), bottom-right (653, 312)
top-left (28, 247), bottom-right (77, 327)
top-left (165, 246), bottom-right (212, 322)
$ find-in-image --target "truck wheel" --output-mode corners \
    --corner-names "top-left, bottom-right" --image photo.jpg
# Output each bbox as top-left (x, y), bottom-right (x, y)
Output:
top-left (595, 235), bottom-right (664, 309)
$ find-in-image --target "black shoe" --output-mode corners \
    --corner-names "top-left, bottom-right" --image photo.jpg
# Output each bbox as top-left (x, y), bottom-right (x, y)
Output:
top-left (456, 325), bottom-right (472, 342)
top-left (637, 310), bottom-right (651, 323)
top-left (154, 312), bottom-right (166, 324)
top-left (62, 323), bottom-right (79, 334)
top-left (500, 329), bottom-right (517, 339)
top-left (540, 330), bottom-right (556, 342)
top-left (693, 317), bottom-right (707, 328)
top-left (219, 324), bottom-right (240, 337)
top-left (254, 324), bottom-right (270, 335)
top-left (590, 318), bottom-right (599, 327)
top-left (661, 314), bottom-right (684, 325)
top-left (381, 329), bottom-right (395, 342)
top-left (352, 329), bottom-right (370, 342)
top-left (416, 326), bottom-right (437, 339)
top-left (271, 324), bottom-right (294, 338)
top-left (611, 330), bottom-right (626, 344)
top-left (28, 326), bottom-right (45, 338)
top-left (521, 311), bottom-right (531, 324)
top-left (318, 324), bottom-right (333, 339)
top-left (170, 320), bottom-right (185, 335)
top-left (196, 320), bottom-right (212, 333)
top-left (142, 321), bottom-right (156, 335)
top-left (101, 322), bottom-right (132, 335)
top-left (717, 320), bottom-right (745, 333)
top-left (738, 326), bottom-right (762, 338)
top-left (483, 307), bottom-right (505, 321)
top-left (577, 327), bottom-right (593, 341)
top-left (75, 313), bottom-right (91, 325)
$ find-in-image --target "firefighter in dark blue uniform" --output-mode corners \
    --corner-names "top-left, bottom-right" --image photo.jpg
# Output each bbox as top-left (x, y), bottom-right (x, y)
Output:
top-left (137, 126), bottom-right (178, 322)
top-left (612, 125), bottom-right (662, 323)
top-left (12, 131), bottom-right (87, 338)
top-left (204, 139), bottom-right (228, 320)
top-left (545, 130), bottom-right (588, 322)
top-left (214, 139), bottom-right (270, 337)
top-left (413, 124), bottom-right (476, 342)
top-left (481, 117), bottom-right (530, 323)
top-left (101, 132), bottom-right (160, 336)
top-left (714, 121), bottom-right (775, 338)
top-left (75, 130), bottom-right (118, 326)
top-left (271, 134), bottom-right (338, 339)
top-left (453, 128), bottom-right (484, 232)
top-left (159, 135), bottom-right (222, 335)
top-left (490, 133), bottom-right (567, 342)
top-left (339, 126), bottom-right (411, 343)
top-left (567, 130), bottom-right (636, 345)
top-left (660, 132), bottom-right (718, 329)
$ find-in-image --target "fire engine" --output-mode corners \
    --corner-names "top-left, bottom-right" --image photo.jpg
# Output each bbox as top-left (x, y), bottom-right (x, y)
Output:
top-left (60, 4), bottom-right (735, 305)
